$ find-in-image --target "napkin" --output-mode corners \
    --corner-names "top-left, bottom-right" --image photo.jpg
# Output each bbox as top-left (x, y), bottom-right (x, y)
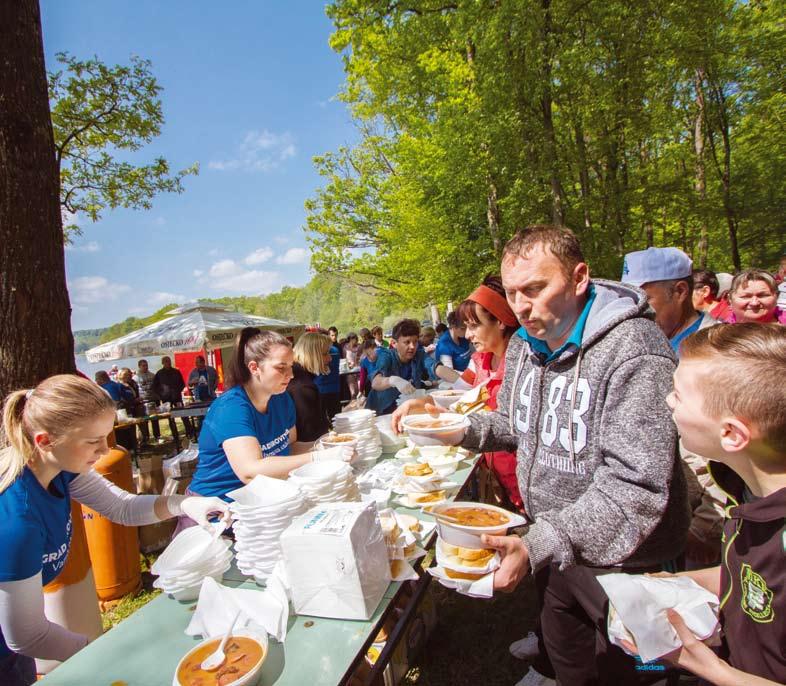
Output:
top-left (597, 574), bottom-right (720, 664)
top-left (427, 566), bottom-right (494, 598)
top-left (186, 574), bottom-right (290, 643)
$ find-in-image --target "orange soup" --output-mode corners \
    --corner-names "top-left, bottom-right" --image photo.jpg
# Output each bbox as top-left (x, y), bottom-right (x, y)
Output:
top-left (441, 507), bottom-right (509, 527)
top-left (324, 434), bottom-right (355, 443)
top-left (177, 636), bottom-right (264, 686)
top-left (406, 418), bottom-right (458, 430)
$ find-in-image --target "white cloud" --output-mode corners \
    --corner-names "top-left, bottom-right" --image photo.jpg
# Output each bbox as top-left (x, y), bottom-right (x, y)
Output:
top-left (273, 236), bottom-right (289, 245)
top-left (69, 276), bottom-right (131, 304)
top-left (275, 247), bottom-right (308, 265)
top-left (209, 129), bottom-right (297, 173)
top-left (193, 269), bottom-right (204, 277)
top-left (205, 259), bottom-right (280, 294)
top-left (244, 247), bottom-right (273, 265)
top-left (149, 291), bottom-right (185, 306)
top-left (65, 240), bottom-right (100, 253)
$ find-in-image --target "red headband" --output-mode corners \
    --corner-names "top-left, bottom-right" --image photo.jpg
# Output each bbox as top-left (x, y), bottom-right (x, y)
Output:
top-left (466, 285), bottom-right (518, 328)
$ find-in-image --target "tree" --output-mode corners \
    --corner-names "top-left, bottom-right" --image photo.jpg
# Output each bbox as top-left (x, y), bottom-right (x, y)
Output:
top-left (49, 53), bottom-right (198, 236)
top-left (0, 0), bottom-right (76, 431)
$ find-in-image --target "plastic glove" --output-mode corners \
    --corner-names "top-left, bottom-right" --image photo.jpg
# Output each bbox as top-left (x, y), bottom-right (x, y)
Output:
top-left (389, 376), bottom-right (416, 395)
top-left (172, 496), bottom-right (230, 529)
top-left (311, 445), bottom-right (354, 463)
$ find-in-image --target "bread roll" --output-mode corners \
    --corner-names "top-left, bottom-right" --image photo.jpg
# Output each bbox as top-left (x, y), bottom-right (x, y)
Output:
top-left (444, 567), bottom-right (485, 581)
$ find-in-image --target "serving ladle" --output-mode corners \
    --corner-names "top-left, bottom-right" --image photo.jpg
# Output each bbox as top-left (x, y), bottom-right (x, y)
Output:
top-left (201, 609), bottom-right (242, 671)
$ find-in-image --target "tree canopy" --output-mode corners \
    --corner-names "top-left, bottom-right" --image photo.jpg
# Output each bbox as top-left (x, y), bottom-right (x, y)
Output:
top-left (49, 52), bottom-right (198, 236)
top-left (306, 0), bottom-right (786, 310)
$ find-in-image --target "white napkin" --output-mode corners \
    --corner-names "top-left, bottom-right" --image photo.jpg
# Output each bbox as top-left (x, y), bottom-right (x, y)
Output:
top-left (597, 574), bottom-right (720, 664)
top-left (427, 566), bottom-right (494, 598)
top-left (186, 574), bottom-right (290, 643)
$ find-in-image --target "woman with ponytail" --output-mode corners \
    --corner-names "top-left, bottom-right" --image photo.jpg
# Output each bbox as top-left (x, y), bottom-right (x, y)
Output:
top-left (187, 328), bottom-right (351, 511)
top-left (0, 375), bottom-right (229, 685)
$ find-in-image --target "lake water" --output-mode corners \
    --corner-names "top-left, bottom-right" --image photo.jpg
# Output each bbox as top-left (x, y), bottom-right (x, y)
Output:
top-left (76, 353), bottom-right (165, 379)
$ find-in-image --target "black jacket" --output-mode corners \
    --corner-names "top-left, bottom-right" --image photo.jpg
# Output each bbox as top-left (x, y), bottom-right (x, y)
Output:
top-left (152, 366), bottom-right (186, 403)
top-left (710, 461), bottom-right (786, 682)
top-left (286, 363), bottom-right (330, 442)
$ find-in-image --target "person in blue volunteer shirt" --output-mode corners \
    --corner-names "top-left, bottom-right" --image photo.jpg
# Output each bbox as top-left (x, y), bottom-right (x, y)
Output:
top-left (366, 318), bottom-right (437, 415)
top-left (187, 328), bottom-right (349, 510)
top-left (434, 311), bottom-right (472, 373)
top-left (93, 370), bottom-right (134, 405)
top-left (0, 375), bottom-right (228, 686)
top-left (313, 327), bottom-right (341, 419)
top-left (187, 356), bottom-right (218, 401)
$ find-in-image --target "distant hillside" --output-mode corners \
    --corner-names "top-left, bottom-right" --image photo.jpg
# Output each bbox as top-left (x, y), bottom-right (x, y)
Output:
top-left (87, 275), bottom-right (429, 345)
top-left (73, 328), bottom-right (106, 353)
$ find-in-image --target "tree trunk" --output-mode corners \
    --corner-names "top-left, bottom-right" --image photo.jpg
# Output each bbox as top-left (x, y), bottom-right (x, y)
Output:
top-left (539, 0), bottom-right (566, 226)
top-left (0, 0), bottom-right (76, 434)
top-left (694, 70), bottom-right (708, 269)
top-left (486, 177), bottom-right (502, 257)
top-left (574, 120), bottom-right (593, 233)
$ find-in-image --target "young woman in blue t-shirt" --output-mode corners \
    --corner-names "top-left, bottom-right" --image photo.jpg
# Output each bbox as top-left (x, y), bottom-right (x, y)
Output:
top-left (187, 328), bottom-right (352, 508)
top-left (0, 375), bottom-right (229, 686)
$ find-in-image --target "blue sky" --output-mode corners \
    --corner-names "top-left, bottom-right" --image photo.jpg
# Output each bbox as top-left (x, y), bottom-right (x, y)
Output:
top-left (41, 1), bottom-right (356, 330)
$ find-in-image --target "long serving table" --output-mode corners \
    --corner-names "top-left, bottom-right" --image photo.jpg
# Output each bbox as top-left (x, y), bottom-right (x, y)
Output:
top-left (39, 454), bottom-right (480, 686)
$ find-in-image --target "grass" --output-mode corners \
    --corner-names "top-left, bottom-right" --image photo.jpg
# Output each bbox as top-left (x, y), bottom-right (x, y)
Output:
top-left (100, 554), bottom-right (161, 631)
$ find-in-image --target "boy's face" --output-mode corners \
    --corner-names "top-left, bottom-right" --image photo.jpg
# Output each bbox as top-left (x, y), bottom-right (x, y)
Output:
top-left (667, 360), bottom-right (724, 459)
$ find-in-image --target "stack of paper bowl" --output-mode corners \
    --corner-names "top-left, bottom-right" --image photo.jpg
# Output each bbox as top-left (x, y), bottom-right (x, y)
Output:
top-left (151, 526), bottom-right (232, 601)
top-left (375, 414), bottom-right (407, 453)
top-left (227, 476), bottom-right (308, 581)
top-left (288, 460), bottom-right (361, 504)
top-left (331, 409), bottom-right (383, 464)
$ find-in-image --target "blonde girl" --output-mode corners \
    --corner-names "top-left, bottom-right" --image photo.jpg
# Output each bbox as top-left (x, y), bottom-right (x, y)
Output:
top-left (0, 375), bottom-right (228, 685)
top-left (286, 332), bottom-right (333, 443)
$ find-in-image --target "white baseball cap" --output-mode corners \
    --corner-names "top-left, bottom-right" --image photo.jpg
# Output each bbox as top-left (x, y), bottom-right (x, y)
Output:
top-left (621, 247), bottom-right (693, 287)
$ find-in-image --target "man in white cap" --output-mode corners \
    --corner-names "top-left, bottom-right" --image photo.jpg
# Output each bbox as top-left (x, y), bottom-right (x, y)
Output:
top-left (623, 247), bottom-right (723, 569)
top-left (621, 247), bottom-right (717, 356)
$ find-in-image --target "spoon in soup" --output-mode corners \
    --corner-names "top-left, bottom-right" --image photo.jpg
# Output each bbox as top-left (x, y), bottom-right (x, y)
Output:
top-left (201, 609), bottom-right (242, 671)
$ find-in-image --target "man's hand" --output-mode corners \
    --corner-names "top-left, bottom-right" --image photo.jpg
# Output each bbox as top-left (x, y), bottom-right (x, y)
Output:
top-left (388, 376), bottom-right (416, 395)
top-left (482, 533), bottom-right (530, 592)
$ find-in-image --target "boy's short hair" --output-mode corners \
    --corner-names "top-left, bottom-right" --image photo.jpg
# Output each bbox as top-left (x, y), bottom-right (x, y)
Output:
top-left (391, 319), bottom-right (420, 340)
top-left (446, 311), bottom-right (463, 329)
top-left (681, 323), bottom-right (786, 454)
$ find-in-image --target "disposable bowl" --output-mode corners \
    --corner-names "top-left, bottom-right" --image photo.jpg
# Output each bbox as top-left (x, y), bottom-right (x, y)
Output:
top-left (289, 460), bottom-right (351, 482)
top-left (172, 628), bottom-right (269, 686)
top-left (429, 390), bottom-right (466, 409)
top-left (152, 528), bottom-right (230, 577)
top-left (430, 501), bottom-right (526, 547)
top-left (400, 413), bottom-right (469, 447)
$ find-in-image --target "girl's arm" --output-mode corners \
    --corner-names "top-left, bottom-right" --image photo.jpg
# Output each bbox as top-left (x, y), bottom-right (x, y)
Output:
top-left (225, 427), bottom-right (313, 482)
top-left (0, 573), bottom-right (88, 661)
top-left (70, 471), bottom-right (227, 526)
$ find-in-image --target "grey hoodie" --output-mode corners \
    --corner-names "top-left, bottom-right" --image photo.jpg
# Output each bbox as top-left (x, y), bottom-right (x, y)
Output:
top-left (463, 279), bottom-right (690, 572)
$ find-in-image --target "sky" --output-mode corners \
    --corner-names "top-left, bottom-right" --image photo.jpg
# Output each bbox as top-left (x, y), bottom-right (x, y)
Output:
top-left (40, 1), bottom-right (357, 331)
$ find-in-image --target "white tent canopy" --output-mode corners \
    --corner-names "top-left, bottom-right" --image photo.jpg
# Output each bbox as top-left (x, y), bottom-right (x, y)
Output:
top-left (85, 301), bottom-right (303, 363)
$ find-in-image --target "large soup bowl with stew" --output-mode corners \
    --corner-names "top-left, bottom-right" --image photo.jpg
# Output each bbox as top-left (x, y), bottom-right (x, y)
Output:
top-left (400, 412), bottom-right (469, 446)
top-left (173, 628), bottom-right (268, 686)
top-left (429, 501), bottom-right (527, 548)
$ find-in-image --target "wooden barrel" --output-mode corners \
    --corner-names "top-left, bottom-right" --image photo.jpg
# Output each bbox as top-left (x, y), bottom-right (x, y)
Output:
top-left (81, 446), bottom-right (141, 603)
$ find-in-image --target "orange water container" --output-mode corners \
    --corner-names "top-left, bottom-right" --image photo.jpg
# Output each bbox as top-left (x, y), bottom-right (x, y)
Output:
top-left (81, 446), bottom-right (141, 603)
top-left (37, 499), bottom-right (103, 674)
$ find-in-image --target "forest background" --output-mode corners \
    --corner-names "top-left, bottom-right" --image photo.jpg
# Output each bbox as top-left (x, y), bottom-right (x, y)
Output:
top-left (79, 0), bottom-right (785, 350)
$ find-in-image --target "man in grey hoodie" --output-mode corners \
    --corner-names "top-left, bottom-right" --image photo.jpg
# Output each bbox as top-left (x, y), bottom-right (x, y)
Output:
top-left (462, 226), bottom-right (690, 684)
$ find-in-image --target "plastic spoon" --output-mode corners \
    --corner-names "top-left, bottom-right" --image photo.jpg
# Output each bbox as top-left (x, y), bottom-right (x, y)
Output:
top-left (201, 609), bottom-right (242, 671)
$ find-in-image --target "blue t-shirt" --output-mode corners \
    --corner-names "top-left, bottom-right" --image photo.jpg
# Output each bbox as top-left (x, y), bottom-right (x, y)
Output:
top-left (189, 385), bottom-right (296, 500)
top-left (434, 331), bottom-right (471, 372)
top-left (314, 345), bottom-right (340, 395)
top-left (0, 467), bottom-right (79, 657)
top-left (100, 380), bottom-right (133, 403)
top-left (365, 347), bottom-right (434, 415)
top-left (670, 313), bottom-right (705, 358)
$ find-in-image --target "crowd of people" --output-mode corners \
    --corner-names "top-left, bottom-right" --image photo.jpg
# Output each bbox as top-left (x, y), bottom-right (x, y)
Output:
top-left (1, 223), bottom-right (785, 685)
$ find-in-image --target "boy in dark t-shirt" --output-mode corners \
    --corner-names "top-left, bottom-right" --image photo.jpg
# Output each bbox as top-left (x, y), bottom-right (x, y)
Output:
top-left (659, 323), bottom-right (786, 685)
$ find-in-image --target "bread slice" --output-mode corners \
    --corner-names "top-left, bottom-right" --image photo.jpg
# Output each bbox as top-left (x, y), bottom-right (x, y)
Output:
top-left (444, 567), bottom-right (486, 581)
top-left (397, 513), bottom-right (421, 533)
top-left (404, 463), bottom-right (433, 477)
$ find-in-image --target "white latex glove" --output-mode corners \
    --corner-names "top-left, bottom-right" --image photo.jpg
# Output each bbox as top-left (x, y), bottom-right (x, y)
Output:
top-left (311, 445), bottom-right (354, 463)
top-left (171, 496), bottom-right (230, 529)
top-left (389, 376), bottom-right (416, 395)
top-left (425, 344), bottom-right (436, 353)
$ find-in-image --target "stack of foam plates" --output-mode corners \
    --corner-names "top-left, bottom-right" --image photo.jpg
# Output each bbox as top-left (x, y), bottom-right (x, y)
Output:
top-left (151, 525), bottom-right (232, 601)
top-left (288, 460), bottom-right (361, 505)
top-left (227, 475), bottom-right (308, 581)
top-left (375, 414), bottom-right (407, 453)
top-left (332, 409), bottom-right (383, 464)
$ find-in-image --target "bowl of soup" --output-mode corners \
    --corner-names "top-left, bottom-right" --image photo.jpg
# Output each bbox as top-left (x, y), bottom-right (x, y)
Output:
top-left (429, 501), bottom-right (527, 547)
top-left (173, 629), bottom-right (268, 686)
top-left (429, 389), bottom-right (467, 409)
top-left (400, 413), bottom-right (469, 446)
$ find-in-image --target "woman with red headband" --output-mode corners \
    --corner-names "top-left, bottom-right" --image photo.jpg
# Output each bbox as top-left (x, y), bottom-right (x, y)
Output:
top-left (392, 275), bottom-right (522, 511)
